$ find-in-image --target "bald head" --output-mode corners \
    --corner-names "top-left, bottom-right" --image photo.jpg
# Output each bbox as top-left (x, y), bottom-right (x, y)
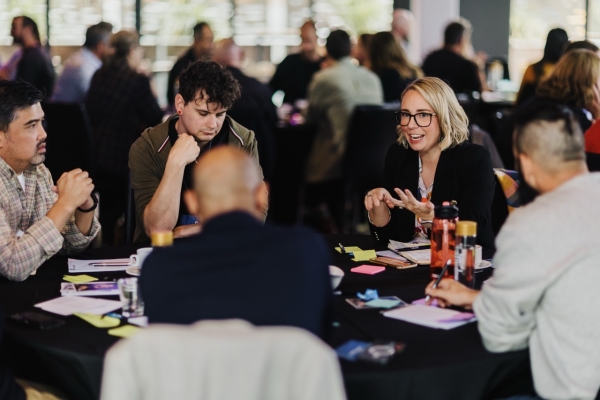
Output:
top-left (214, 38), bottom-right (243, 69)
top-left (392, 9), bottom-right (413, 42)
top-left (186, 147), bottom-right (266, 222)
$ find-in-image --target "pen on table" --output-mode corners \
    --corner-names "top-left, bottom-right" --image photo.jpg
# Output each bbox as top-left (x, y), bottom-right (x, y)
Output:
top-left (424, 259), bottom-right (452, 303)
top-left (88, 262), bottom-right (129, 267)
top-left (338, 243), bottom-right (346, 254)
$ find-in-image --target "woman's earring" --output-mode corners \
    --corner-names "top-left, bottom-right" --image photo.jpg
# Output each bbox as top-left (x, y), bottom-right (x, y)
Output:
top-left (177, 110), bottom-right (182, 115)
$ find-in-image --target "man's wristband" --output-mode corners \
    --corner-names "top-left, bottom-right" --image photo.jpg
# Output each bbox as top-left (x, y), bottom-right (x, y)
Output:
top-left (77, 194), bottom-right (98, 213)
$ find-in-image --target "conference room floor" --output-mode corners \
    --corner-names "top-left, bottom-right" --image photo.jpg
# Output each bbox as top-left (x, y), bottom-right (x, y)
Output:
top-left (0, 234), bottom-right (534, 400)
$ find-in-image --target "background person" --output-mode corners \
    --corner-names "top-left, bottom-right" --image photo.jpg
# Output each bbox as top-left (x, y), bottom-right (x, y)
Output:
top-left (515, 28), bottom-right (569, 106)
top-left (421, 20), bottom-right (481, 94)
top-left (141, 147), bottom-right (332, 339)
top-left (499, 49), bottom-right (600, 171)
top-left (269, 20), bottom-right (323, 105)
top-left (304, 29), bottom-right (383, 232)
top-left (351, 33), bottom-right (372, 68)
top-left (425, 105), bottom-right (600, 400)
top-left (167, 22), bottom-right (214, 108)
top-left (9, 16), bottom-right (55, 97)
top-left (85, 30), bottom-right (163, 245)
top-left (365, 77), bottom-right (495, 257)
top-left (52, 22), bottom-right (113, 103)
top-left (368, 31), bottom-right (422, 103)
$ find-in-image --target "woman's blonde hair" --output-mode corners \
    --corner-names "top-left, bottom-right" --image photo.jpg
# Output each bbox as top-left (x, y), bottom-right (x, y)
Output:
top-left (397, 77), bottom-right (469, 150)
top-left (536, 49), bottom-right (600, 110)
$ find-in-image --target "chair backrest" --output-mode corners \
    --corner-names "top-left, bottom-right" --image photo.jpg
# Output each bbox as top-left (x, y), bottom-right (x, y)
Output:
top-left (587, 152), bottom-right (600, 172)
top-left (41, 101), bottom-right (96, 182)
top-left (101, 319), bottom-right (346, 400)
top-left (344, 105), bottom-right (398, 195)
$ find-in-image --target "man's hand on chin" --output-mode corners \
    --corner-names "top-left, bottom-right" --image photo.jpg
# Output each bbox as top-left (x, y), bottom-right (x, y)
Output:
top-left (172, 224), bottom-right (202, 239)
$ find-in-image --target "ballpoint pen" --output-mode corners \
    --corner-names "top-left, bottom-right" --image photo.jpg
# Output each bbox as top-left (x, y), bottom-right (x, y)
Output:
top-left (424, 259), bottom-right (452, 303)
top-left (338, 243), bottom-right (346, 254)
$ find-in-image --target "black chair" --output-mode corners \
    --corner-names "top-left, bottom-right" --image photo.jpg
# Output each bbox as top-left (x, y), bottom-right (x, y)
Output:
top-left (125, 171), bottom-right (135, 244)
top-left (586, 152), bottom-right (600, 172)
top-left (41, 101), bottom-right (96, 182)
top-left (343, 104), bottom-right (399, 232)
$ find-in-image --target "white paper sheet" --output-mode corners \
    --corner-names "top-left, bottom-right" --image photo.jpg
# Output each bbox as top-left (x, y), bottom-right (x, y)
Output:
top-left (383, 305), bottom-right (476, 330)
top-left (35, 296), bottom-right (122, 316)
top-left (388, 238), bottom-right (430, 250)
top-left (68, 258), bottom-right (130, 273)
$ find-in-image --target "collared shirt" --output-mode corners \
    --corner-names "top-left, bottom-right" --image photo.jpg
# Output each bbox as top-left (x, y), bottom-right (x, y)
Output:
top-left (52, 47), bottom-right (103, 102)
top-left (0, 158), bottom-right (100, 281)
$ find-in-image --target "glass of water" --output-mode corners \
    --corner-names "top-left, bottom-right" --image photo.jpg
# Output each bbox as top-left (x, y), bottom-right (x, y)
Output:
top-left (117, 277), bottom-right (144, 318)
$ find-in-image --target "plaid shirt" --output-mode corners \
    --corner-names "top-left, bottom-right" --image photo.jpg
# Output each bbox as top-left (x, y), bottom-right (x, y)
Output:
top-left (0, 158), bottom-right (100, 281)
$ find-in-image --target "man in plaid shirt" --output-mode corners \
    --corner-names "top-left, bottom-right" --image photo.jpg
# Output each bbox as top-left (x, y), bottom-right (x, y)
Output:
top-left (0, 81), bottom-right (100, 281)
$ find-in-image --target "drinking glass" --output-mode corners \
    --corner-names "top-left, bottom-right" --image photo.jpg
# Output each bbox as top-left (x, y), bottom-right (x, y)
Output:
top-left (117, 277), bottom-right (144, 318)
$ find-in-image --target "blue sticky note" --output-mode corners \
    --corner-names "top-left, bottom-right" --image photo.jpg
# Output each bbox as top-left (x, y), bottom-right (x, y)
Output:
top-left (357, 289), bottom-right (379, 301)
top-left (335, 340), bottom-right (370, 361)
top-left (364, 298), bottom-right (402, 309)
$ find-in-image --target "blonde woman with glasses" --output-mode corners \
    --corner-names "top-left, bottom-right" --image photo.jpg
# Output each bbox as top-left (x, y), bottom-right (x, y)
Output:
top-left (364, 77), bottom-right (496, 257)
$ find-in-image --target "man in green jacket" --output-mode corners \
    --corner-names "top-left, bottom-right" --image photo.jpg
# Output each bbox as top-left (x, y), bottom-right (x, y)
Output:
top-left (129, 60), bottom-right (264, 242)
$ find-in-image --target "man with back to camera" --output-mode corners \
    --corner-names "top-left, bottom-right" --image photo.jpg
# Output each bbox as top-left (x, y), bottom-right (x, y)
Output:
top-left (425, 104), bottom-right (600, 399)
top-left (0, 81), bottom-right (100, 281)
top-left (304, 29), bottom-right (383, 231)
top-left (167, 22), bottom-right (214, 108)
top-left (213, 38), bottom-right (278, 181)
top-left (141, 146), bottom-right (332, 339)
top-left (52, 22), bottom-right (113, 102)
top-left (7, 16), bottom-right (55, 97)
top-left (269, 20), bottom-right (323, 105)
top-left (421, 20), bottom-right (481, 94)
top-left (129, 60), bottom-right (265, 242)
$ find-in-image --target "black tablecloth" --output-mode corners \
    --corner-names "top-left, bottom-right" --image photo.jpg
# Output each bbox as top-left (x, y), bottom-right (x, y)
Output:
top-left (0, 235), bottom-right (533, 400)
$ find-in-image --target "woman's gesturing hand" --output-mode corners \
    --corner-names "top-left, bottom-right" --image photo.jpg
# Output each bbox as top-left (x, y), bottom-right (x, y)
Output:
top-left (364, 188), bottom-right (398, 211)
top-left (394, 188), bottom-right (435, 220)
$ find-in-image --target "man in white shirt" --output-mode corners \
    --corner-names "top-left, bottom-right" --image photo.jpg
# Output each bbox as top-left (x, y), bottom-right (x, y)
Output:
top-left (426, 104), bottom-right (600, 399)
top-left (52, 22), bottom-right (113, 102)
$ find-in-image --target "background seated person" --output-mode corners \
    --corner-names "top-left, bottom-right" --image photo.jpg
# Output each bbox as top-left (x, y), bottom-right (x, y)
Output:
top-left (141, 147), bottom-right (332, 339)
top-left (0, 81), bottom-right (100, 281)
top-left (425, 105), bottom-right (600, 400)
top-left (365, 77), bottom-right (495, 258)
top-left (129, 60), bottom-right (264, 242)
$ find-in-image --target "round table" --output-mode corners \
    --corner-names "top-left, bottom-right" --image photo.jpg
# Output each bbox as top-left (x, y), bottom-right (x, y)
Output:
top-left (0, 234), bottom-right (533, 400)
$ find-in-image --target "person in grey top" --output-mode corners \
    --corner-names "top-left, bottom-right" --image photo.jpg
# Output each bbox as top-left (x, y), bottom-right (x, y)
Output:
top-left (303, 29), bottom-right (382, 230)
top-left (52, 22), bottom-right (113, 102)
top-left (426, 104), bottom-right (600, 399)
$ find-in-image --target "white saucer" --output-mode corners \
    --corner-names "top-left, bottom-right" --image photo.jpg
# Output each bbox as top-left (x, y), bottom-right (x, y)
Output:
top-left (475, 260), bottom-right (493, 269)
top-left (126, 266), bottom-right (140, 276)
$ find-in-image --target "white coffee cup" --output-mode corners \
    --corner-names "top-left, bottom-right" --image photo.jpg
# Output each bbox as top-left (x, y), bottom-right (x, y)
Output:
top-left (130, 247), bottom-right (153, 268)
top-left (475, 245), bottom-right (483, 266)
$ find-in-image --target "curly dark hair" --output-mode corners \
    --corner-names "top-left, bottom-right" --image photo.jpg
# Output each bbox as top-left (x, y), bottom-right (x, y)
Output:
top-left (178, 60), bottom-right (241, 109)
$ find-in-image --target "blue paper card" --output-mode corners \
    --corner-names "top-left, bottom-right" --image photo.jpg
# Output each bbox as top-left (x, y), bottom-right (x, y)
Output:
top-left (335, 340), bottom-right (370, 361)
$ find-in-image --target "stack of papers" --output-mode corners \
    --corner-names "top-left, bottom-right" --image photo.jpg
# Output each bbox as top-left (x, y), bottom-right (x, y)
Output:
top-left (400, 249), bottom-right (431, 265)
top-left (68, 258), bottom-right (130, 273)
top-left (61, 282), bottom-right (119, 297)
top-left (383, 305), bottom-right (476, 329)
top-left (389, 238), bottom-right (430, 250)
top-left (35, 296), bottom-right (122, 316)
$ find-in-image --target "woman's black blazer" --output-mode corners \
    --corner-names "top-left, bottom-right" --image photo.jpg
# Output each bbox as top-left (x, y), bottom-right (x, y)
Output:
top-left (369, 141), bottom-right (496, 257)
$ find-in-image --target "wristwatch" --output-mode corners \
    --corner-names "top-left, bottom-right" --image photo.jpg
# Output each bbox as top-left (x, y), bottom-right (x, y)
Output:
top-left (77, 193), bottom-right (98, 213)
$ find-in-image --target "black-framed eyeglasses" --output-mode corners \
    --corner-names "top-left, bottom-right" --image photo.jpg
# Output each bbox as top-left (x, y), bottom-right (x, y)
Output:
top-left (395, 111), bottom-right (437, 127)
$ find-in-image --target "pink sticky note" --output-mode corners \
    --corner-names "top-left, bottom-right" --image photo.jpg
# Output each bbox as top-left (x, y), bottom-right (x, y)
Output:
top-left (351, 265), bottom-right (385, 275)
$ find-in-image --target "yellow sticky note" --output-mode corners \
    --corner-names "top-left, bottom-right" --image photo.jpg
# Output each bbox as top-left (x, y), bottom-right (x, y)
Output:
top-left (63, 275), bottom-right (98, 283)
top-left (74, 313), bottom-right (120, 328)
top-left (351, 250), bottom-right (377, 262)
top-left (108, 325), bottom-right (141, 338)
top-left (335, 246), bottom-right (362, 253)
